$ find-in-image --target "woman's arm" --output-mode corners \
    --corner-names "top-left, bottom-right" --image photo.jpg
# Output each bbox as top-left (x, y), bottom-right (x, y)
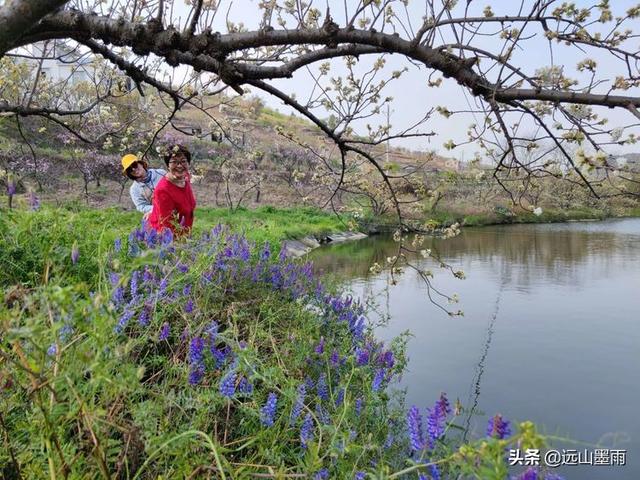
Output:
top-left (130, 183), bottom-right (153, 214)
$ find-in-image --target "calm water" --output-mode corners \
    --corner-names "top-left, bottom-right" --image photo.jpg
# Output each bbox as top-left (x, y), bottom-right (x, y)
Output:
top-left (309, 218), bottom-right (640, 479)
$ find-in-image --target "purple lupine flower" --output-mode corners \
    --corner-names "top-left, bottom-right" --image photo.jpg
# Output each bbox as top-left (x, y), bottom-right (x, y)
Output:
top-left (354, 472), bottom-right (365, 480)
top-left (183, 284), bottom-right (191, 296)
top-left (28, 191), bottom-right (40, 211)
top-left (300, 412), bottom-right (314, 448)
top-left (314, 336), bottom-right (325, 355)
top-left (335, 387), bottom-right (345, 407)
top-left (138, 303), bottom-right (152, 326)
top-left (372, 368), bottom-right (385, 392)
top-left (189, 337), bottom-right (205, 364)
top-left (407, 405), bottom-right (425, 451)
top-left (188, 363), bottom-right (205, 385)
top-left (184, 298), bottom-right (194, 313)
top-left (290, 383), bottom-right (306, 425)
top-left (211, 346), bottom-right (227, 367)
top-left (159, 322), bottom-right (170, 341)
top-left (219, 370), bottom-right (237, 397)
top-left (260, 392), bottom-right (278, 427)
top-left (487, 414), bottom-right (511, 439)
top-left (158, 278), bottom-right (168, 297)
top-left (513, 467), bottom-right (538, 480)
top-left (130, 270), bottom-right (139, 297)
top-left (426, 393), bottom-right (450, 447)
top-left (330, 350), bottom-right (340, 367)
top-left (142, 267), bottom-right (153, 283)
top-left (71, 243), bottom-right (80, 265)
top-left (238, 377), bottom-right (254, 395)
top-left (313, 469), bottom-right (329, 480)
top-left (315, 402), bottom-right (330, 425)
top-left (160, 228), bottom-right (173, 246)
top-left (114, 238), bottom-right (122, 253)
top-left (115, 307), bottom-right (135, 333)
top-left (47, 343), bottom-right (58, 357)
top-left (379, 350), bottom-right (395, 369)
top-left (6, 181), bottom-right (16, 196)
top-left (109, 272), bottom-right (120, 286)
top-left (304, 376), bottom-right (314, 390)
top-left (351, 316), bottom-right (366, 340)
top-left (355, 347), bottom-right (369, 366)
top-left (316, 373), bottom-right (329, 400)
top-left (260, 241), bottom-right (271, 261)
top-left (355, 398), bottom-right (363, 415)
top-left (176, 262), bottom-right (189, 273)
top-left (112, 286), bottom-right (125, 307)
top-left (420, 463), bottom-right (440, 480)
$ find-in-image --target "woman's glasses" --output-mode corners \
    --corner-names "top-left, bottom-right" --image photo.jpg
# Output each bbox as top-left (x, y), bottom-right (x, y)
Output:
top-left (169, 159), bottom-right (189, 166)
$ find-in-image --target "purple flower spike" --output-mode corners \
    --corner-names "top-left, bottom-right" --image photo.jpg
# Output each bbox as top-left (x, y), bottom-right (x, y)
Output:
top-left (354, 473), bottom-right (366, 480)
top-left (219, 370), bottom-right (237, 397)
top-left (513, 467), bottom-right (539, 480)
top-left (330, 350), bottom-right (340, 367)
top-left (159, 322), bottom-right (170, 341)
top-left (300, 413), bottom-right (314, 448)
top-left (426, 393), bottom-right (450, 447)
top-left (189, 337), bottom-right (205, 364)
top-left (314, 469), bottom-right (329, 480)
top-left (188, 363), bottom-right (205, 385)
top-left (314, 336), bottom-right (325, 354)
top-left (260, 392), bottom-right (278, 427)
top-left (316, 373), bottom-right (328, 400)
top-left (487, 414), bottom-right (511, 439)
top-left (6, 181), bottom-right (16, 196)
top-left (290, 383), bottom-right (307, 424)
top-left (184, 298), bottom-right (194, 313)
top-left (406, 405), bottom-right (425, 451)
top-left (372, 368), bottom-right (385, 392)
top-left (238, 377), bottom-right (254, 395)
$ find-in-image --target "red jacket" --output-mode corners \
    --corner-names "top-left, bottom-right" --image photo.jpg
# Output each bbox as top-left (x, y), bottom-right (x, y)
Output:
top-left (148, 176), bottom-right (196, 235)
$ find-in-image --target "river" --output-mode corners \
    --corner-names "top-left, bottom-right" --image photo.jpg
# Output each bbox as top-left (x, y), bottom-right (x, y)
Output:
top-left (309, 218), bottom-right (640, 479)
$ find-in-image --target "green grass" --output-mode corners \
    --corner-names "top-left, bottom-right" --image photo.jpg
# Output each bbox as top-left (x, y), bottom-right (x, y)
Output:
top-left (418, 207), bottom-right (618, 228)
top-left (0, 204), bottom-right (348, 288)
top-left (195, 205), bottom-right (347, 244)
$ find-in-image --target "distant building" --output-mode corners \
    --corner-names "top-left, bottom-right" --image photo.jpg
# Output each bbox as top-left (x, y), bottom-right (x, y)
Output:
top-left (25, 41), bottom-right (95, 85)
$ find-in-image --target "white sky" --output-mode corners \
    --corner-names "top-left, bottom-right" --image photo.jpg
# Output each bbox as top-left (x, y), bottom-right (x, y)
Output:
top-left (6, 0), bottom-right (640, 160)
top-left (194, 0), bottom-right (640, 161)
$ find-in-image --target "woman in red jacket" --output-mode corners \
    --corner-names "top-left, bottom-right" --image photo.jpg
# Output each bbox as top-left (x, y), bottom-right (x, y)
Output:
top-left (147, 144), bottom-right (196, 237)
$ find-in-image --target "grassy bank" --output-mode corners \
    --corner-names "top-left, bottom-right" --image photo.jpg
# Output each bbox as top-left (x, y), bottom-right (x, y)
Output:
top-left (0, 204), bottom-right (346, 288)
top-left (359, 206), bottom-right (640, 233)
top-left (0, 204), bottom-right (559, 479)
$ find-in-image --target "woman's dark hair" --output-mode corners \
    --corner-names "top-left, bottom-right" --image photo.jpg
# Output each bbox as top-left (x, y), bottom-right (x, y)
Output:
top-left (163, 144), bottom-right (192, 166)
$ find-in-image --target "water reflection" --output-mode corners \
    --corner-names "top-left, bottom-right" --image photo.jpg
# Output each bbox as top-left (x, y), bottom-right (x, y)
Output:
top-left (462, 280), bottom-right (504, 443)
top-left (308, 218), bottom-right (640, 480)
top-left (310, 221), bottom-right (640, 290)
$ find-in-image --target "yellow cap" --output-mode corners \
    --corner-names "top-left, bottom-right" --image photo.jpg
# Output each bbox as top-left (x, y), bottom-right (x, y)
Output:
top-left (121, 154), bottom-right (138, 174)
